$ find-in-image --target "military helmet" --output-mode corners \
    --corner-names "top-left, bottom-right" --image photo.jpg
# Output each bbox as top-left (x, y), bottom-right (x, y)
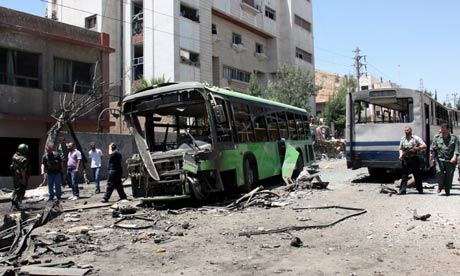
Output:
top-left (17, 144), bottom-right (28, 154)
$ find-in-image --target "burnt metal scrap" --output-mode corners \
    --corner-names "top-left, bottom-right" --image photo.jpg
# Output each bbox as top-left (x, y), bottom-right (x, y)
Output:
top-left (225, 186), bottom-right (280, 210)
top-left (0, 202), bottom-right (63, 265)
top-left (238, 206), bottom-right (367, 237)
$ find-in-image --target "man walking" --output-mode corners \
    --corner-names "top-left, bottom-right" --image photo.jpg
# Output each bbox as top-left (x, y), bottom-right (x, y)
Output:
top-left (41, 144), bottom-right (64, 201)
top-left (101, 143), bottom-right (127, 202)
top-left (10, 144), bottom-right (30, 210)
top-left (431, 123), bottom-right (459, 196)
top-left (88, 142), bottom-right (103, 193)
top-left (398, 126), bottom-right (427, 195)
top-left (67, 142), bottom-right (82, 200)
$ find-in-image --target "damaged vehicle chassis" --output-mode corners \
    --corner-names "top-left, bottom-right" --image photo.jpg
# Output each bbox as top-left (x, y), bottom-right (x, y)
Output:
top-left (122, 82), bottom-right (315, 201)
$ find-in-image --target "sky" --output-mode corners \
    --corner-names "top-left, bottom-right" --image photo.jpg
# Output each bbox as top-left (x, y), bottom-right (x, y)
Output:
top-left (313, 0), bottom-right (460, 104)
top-left (0, 0), bottom-right (459, 104)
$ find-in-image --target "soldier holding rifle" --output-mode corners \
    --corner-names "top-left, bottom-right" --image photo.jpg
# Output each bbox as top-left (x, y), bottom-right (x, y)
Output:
top-left (431, 123), bottom-right (458, 196)
top-left (398, 126), bottom-right (427, 195)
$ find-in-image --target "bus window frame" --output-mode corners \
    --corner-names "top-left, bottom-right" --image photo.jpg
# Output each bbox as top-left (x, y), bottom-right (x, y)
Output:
top-left (230, 100), bottom-right (256, 143)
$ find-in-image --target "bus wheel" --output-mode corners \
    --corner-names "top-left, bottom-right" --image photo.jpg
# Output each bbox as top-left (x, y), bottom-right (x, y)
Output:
top-left (368, 167), bottom-right (384, 178)
top-left (189, 176), bottom-right (208, 201)
top-left (241, 158), bottom-right (255, 193)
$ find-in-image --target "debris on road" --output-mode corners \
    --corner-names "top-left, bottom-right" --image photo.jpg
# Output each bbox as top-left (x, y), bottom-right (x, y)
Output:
top-left (380, 185), bottom-right (397, 194)
top-left (285, 171), bottom-right (328, 192)
top-left (112, 215), bottom-right (158, 230)
top-left (407, 208), bottom-right (431, 221)
top-left (0, 201), bottom-right (62, 265)
top-left (225, 186), bottom-right (280, 210)
top-left (290, 237), bottom-right (303, 247)
top-left (238, 206), bottom-right (367, 237)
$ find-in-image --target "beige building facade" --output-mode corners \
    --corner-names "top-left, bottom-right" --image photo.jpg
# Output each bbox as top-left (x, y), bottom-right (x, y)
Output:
top-left (0, 7), bottom-right (113, 187)
top-left (48, 0), bottom-right (315, 113)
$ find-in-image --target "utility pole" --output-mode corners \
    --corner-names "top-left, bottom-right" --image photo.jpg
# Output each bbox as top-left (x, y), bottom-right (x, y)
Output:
top-left (353, 47), bottom-right (366, 91)
top-left (419, 78), bottom-right (424, 91)
top-left (453, 92), bottom-right (458, 109)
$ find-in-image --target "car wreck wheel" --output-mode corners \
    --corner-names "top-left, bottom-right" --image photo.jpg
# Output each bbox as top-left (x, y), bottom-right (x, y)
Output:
top-left (189, 177), bottom-right (208, 201)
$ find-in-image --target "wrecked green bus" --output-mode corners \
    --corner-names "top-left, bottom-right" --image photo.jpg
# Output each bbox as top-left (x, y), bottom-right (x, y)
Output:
top-left (122, 82), bottom-right (315, 200)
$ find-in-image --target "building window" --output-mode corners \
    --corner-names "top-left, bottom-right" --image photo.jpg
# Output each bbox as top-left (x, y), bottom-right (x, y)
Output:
top-left (265, 7), bottom-right (276, 20)
top-left (255, 43), bottom-right (264, 54)
top-left (0, 48), bottom-right (41, 88)
top-left (180, 49), bottom-right (200, 67)
top-left (132, 5), bottom-right (144, 35)
top-left (294, 15), bottom-right (311, 32)
top-left (54, 58), bottom-right (94, 94)
top-left (212, 24), bottom-right (217, 34)
top-left (180, 4), bottom-right (199, 22)
top-left (223, 66), bottom-right (251, 83)
top-left (295, 47), bottom-right (312, 63)
top-left (232, 33), bottom-right (242, 45)
top-left (85, 14), bottom-right (97, 29)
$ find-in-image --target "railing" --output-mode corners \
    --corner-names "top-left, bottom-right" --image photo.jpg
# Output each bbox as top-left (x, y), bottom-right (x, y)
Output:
top-left (132, 12), bottom-right (144, 35)
top-left (133, 56), bottom-right (144, 65)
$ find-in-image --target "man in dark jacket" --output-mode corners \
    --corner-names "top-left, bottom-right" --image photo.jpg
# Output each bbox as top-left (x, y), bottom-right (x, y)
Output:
top-left (41, 144), bottom-right (64, 201)
top-left (101, 143), bottom-right (127, 202)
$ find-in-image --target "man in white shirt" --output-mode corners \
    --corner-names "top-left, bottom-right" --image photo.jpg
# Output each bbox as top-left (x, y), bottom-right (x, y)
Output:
top-left (88, 142), bottom-right (103, 193)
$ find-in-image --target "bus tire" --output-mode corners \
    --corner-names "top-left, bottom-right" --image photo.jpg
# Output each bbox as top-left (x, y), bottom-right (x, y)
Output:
top-left (241, 157), bottom-right (257, 193)
top-left (368, 167), bottom-right (384, 178)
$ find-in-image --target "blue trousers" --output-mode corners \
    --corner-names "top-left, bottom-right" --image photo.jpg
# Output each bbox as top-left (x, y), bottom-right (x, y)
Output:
top-left (67, 168), bottom-right (79, 197)
top-left (48, 172), bottom-right (62, 200)
top-left (92, 167), bottom-right (101, 190)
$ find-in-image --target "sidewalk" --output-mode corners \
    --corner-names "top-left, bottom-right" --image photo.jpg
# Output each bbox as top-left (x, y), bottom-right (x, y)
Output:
top-left (0, 178), bottom-right (132, 204)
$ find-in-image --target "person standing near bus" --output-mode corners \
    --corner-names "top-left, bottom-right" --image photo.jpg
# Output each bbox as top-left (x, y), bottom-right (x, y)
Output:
top-left (101, 143), bottom-right (127, 202)
top-left (431, 123), bottom-right (459, 196)
top-left (398, 126), bottom-right (427, 195)
top-left (88, 142), bottom-right (103, 194)
top-left (67, 142), bottom-right (81, 200)
top-left (41, 144), bottom-right (64, 201)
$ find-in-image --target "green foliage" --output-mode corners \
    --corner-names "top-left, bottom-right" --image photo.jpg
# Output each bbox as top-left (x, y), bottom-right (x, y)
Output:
top-left (133, 75), bottom-right (170, 93)
top-left (322, 75), bottom-right (357, 137)
top-left (247, 75), bottom-right (265, 97)
top-left (267, 64), bottom-right (317, 111)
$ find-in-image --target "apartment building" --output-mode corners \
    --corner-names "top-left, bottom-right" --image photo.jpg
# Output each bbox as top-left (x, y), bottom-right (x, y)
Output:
top-left (47, 0), bottom-right (315, 112)
top-left (0, 7), bottom-right (113, 187)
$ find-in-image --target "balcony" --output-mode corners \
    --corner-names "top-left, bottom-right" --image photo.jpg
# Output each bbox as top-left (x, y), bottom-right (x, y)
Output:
top-left (241, 0), bottom-right (261, 14)
top-left (132, 12), bottom-right (143, 36)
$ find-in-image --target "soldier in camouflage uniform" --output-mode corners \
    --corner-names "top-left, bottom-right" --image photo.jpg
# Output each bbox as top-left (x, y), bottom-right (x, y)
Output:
top-left (431, 123), bottom-right (459, 196)
top-left (10, 144), bottom-right (30, 210)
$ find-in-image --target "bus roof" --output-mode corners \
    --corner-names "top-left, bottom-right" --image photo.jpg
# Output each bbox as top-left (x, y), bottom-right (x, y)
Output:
top-left (122, 82), bottom-right (308, 114)
top-left (353, 87), bottom-right (424, 101)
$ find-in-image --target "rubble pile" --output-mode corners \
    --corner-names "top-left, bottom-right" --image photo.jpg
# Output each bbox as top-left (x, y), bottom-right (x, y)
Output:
top-left (314, 140), bottom-right (345, 159)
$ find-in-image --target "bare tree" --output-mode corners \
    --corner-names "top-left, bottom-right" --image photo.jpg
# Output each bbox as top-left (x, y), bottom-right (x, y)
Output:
top-left (42, 62), bottom-right (105, 185)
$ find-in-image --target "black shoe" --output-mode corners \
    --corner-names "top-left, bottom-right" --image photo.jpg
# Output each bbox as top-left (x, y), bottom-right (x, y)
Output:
top-left (100, 198), bottom-right (108, 203)
top-left (397, 190), bottom-right (406, 195)
top-left (417, 190), bottom-right (424, 194)
top-left (95, 189), bottom-right (101, 194)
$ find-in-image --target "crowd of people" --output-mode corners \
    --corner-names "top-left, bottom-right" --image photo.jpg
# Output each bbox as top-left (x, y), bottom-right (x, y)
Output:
top-left (9, 139), bottom-right (127, 210)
